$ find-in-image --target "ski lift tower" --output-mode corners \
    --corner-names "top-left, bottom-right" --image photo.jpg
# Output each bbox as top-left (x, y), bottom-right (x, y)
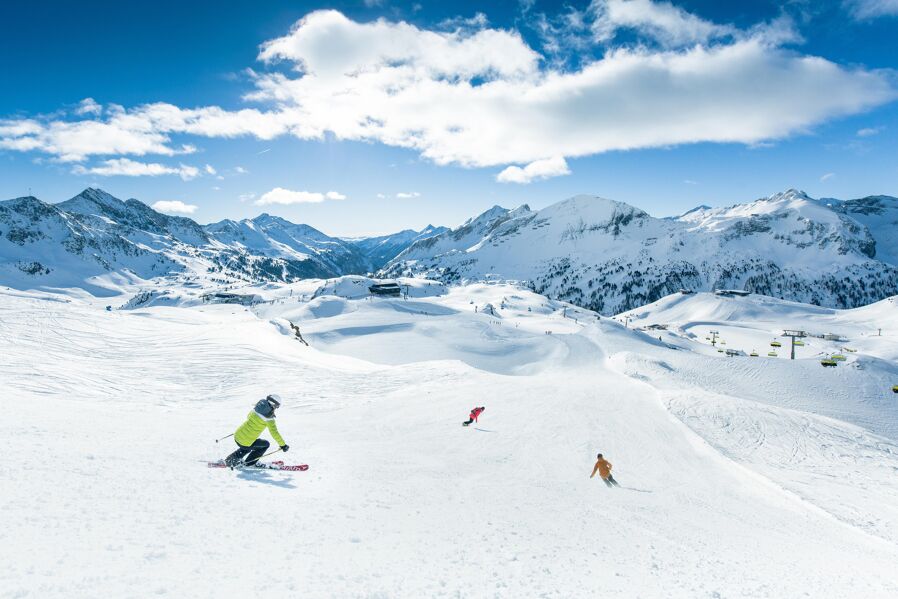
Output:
top-left (709, 330), bottom-right (720, 347)
top-left (782, 329), bottom-right (807, 360)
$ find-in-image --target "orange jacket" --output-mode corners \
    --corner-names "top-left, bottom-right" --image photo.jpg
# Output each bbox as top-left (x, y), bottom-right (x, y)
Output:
top-left (591, 458), bottom-right (612, 479)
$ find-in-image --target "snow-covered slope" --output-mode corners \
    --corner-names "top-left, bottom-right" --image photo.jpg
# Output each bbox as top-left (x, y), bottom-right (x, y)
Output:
top-left (2, 281), bottom-right (897, 597)
top-left (383, 189), bottom-right (898, 314)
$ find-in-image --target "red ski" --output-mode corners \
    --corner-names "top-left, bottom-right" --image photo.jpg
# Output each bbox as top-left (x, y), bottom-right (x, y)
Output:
top-left (207, 460), bottom-right (308, 471)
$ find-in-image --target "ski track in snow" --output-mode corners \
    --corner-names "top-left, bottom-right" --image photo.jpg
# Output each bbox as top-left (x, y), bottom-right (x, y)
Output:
top-left (2, 285), bottom-right (898, 598)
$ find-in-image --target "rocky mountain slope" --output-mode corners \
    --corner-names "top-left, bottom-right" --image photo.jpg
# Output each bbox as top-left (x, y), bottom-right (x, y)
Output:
top-left (381, 190), bottom-right (898, 314)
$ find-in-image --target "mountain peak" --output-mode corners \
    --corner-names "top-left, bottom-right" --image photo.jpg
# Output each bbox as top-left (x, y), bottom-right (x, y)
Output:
top-left (58, 188), bottom-right (127, 216)
top-left (541, 194), bottom-right (648, 222)
top-left (767, 188), bottom-right (811, 203)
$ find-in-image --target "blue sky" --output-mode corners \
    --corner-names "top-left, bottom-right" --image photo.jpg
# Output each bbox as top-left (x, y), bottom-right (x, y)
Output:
top-left (1, 0), bottom-right (896, 236)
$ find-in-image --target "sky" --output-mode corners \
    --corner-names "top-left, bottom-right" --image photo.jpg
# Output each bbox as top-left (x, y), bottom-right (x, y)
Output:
top-left (1, 0), bottom-right (897, 236)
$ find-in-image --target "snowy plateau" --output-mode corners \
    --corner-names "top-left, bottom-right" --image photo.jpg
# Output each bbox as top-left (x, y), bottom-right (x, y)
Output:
top-left (2, 189), bottom-right (898, 598)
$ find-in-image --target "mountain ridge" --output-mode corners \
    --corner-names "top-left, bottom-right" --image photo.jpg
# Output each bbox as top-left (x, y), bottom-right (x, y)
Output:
top-left (381, 189), bottom-right (898, 314)
top-left (2, 187), bottom-right (897, 313)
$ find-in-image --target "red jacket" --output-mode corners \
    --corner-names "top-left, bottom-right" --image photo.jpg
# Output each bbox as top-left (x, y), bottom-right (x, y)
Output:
top-left (470, 407), bottom-right (484, 421)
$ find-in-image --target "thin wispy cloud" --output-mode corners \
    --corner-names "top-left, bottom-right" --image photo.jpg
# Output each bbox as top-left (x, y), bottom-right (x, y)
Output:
top-left (396, 192), bottom-right (421, 198)
top-left (74, 98), bottom-right (102, 116)
top-left (820, 172), bottom-right (836, 181)
top-left (843, 0), bottom-right (898, 20)
top-left (857, 126), bottom-right (883, 137)
top-left (72, 158), bottom-right (200, 181)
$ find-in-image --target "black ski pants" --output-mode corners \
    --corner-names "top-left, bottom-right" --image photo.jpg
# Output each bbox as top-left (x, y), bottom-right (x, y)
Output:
top-left (604, 475), bottom-right (619, 488)
top-left (227, 439), bottom-right (270, 466)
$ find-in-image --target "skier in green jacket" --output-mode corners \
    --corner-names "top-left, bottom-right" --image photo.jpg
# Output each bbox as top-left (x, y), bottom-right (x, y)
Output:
top-left (225, 394), bottom-right (290, 469)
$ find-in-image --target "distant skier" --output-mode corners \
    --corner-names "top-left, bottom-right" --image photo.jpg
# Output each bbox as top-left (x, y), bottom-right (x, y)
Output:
top-left (463, 406), bottom-right (485, 427)
top-left (590, 453), bottom-right (619, 487)
top-left (224, 394), bottom-right (290, 469)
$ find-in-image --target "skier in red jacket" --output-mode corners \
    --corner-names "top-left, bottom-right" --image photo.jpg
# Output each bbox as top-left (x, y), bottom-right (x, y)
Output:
top-left (463, 406), bottom-right (485, 427)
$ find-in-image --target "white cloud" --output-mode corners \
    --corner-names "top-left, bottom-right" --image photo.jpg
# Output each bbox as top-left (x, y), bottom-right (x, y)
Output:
top-left (255, 187), bottom-right (346, 205)
top-left (0, 7), bottom-right (895, 172)
top-left (683, 179), bottom-right (698, 185)
top-left (497, 156), bottom-right (570, 183)
top-left (234, 166), bottom-right (248, 174)
top-left (72, 158), bottom-right (200, 180)
top-left (820, 172), bottom-right (835, 182)
top-left (204, 164), bottom-right (217, 175)
top-left (844, 0), bottom-right (898, 19)
top-left (238, 192), bottom-right (256, 203)
top-left (376, 193), bottom-right (387, 199)
top-left (75, 98), bottom-right (103, 116)
top-left (396, 192), bottom-right (421, 198)
top-left (151, 200), bottom-right (198, 215)
top-left (857, 126), bottom-right (883, 137)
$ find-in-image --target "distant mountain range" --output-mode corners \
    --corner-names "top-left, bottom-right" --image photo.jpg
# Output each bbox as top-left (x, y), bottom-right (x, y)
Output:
top-left (380, 189), bottom-right (898, 314)
top-left (0, 188), bottom-right (444, 289)
top-left (2, 187), bottom-right (896, 313)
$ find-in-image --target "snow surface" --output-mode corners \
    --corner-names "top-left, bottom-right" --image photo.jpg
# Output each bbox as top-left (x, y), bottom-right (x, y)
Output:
top-left (2, 281), bottom-right (898, 598)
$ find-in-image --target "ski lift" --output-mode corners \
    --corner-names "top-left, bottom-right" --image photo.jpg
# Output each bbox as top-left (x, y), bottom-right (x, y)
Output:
top-left (770, 341), bottom-right (782, 347)
top-left (750, 350), bottom-right (759, 357)
top-left (794, 340), bottom-right (805, 347)
top-left (843, 347), bottom-right (857, 353)
top-left (821, 358), bottom-right (837, 367)
top-left (768, 351), bottom-right (778, 357)
top-left (717, 349), bottom-right (724, 353)
top-left (705, 336), bottom-right (710, 340)
top-left (893, 385), bottom-right (898, 394)
top-left (720, 340), bottom-right (726, 345)
top-left (831, 354), bottom-right (847, 361)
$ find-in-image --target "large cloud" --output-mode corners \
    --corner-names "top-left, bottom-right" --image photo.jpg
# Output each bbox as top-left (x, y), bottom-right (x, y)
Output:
top-left (1, 4), bottom-right (895, 177)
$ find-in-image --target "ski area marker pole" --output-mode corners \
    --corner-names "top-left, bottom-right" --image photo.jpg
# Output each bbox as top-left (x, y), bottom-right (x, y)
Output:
top-left (215, 433), bottom-right (234, 443)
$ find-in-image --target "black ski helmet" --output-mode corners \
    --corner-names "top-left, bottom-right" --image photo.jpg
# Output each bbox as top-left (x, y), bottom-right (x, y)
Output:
top-left (266, 394), bottom-right (282, 410)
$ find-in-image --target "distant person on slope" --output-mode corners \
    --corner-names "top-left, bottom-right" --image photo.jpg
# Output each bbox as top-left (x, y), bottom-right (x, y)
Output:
top-left (224, 394), bottom-right (290, 469)
top-left (463, 406), bottom-right (485, 427)
top-left (590, 453), bottom-right (619, 488)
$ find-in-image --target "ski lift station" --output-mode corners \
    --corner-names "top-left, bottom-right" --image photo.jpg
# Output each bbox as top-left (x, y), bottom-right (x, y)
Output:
top-left (368, 282), bottom-right (402, 297)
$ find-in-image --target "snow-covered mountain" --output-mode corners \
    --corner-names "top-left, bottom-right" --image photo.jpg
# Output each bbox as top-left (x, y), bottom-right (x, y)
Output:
top-left (346, 225), bottom-right (448, 271)
top-left (0, 188), bottom-right (443, 288)
top-left (204, 213), bottom-right (371, 279)
top-left (382, 189), bottom-right (898, 314)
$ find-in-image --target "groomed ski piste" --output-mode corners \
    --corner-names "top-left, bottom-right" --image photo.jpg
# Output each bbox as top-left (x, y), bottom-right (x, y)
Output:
top-left (2, 276), bottom-right (898, 598)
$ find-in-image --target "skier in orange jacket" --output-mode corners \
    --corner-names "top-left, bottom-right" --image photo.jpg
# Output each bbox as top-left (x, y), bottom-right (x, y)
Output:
top-left (590, 453), bottom-right (619, 488)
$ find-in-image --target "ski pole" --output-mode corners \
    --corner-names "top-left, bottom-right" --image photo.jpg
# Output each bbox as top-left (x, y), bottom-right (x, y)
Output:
top-left (260, 448), bottom-right (283, 459)
top-left (215, 433), bottom-right (234, 443)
